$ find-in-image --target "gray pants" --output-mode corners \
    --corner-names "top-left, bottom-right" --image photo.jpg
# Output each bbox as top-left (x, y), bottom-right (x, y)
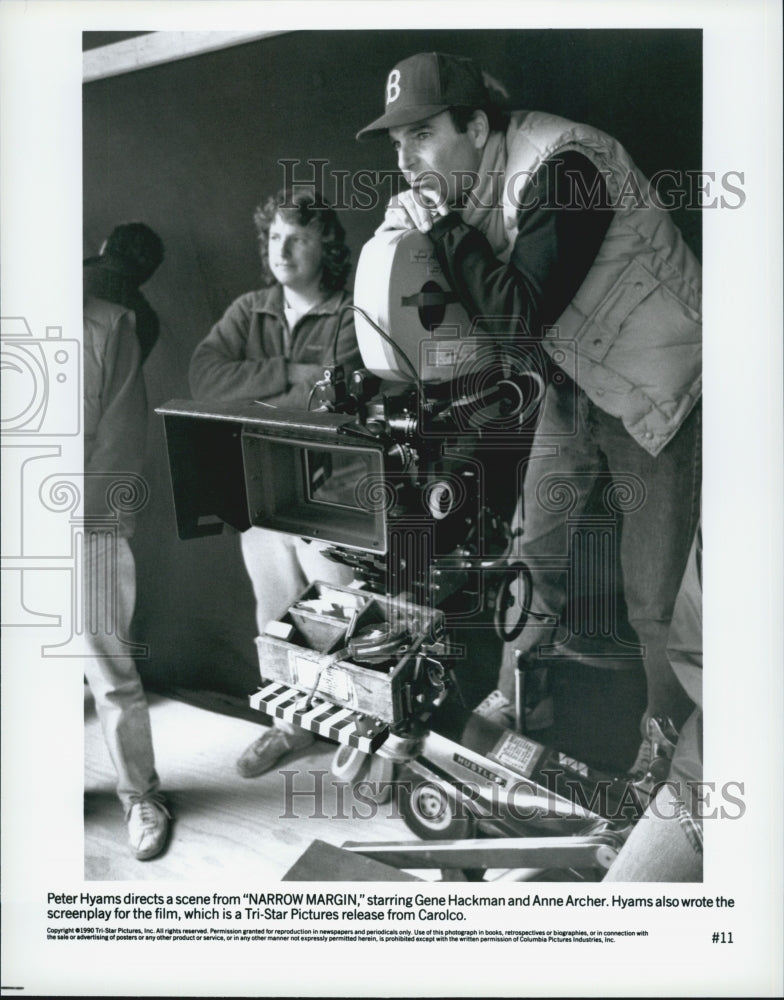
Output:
top-left (83, 534), bottom-right (160, 814)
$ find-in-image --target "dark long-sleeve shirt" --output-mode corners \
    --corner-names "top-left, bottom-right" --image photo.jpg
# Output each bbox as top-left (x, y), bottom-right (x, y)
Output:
top-left (428, 152), bottom-right (613, 337)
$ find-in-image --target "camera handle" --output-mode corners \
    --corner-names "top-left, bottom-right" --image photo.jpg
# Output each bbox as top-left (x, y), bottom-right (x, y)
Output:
top-left (493, 561), bottom-right (533, 642)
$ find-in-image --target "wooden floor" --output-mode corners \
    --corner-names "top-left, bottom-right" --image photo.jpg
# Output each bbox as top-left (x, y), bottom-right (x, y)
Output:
top-left (84, 688), bottom-right (420, 882)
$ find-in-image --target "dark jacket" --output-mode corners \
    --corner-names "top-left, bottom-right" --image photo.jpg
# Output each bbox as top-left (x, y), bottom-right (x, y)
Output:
top-left (188, 284), bottom-right (360, 409)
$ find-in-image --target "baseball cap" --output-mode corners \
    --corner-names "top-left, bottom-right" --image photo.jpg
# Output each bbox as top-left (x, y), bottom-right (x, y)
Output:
top-left (356, 52), bottom-right (489, 141)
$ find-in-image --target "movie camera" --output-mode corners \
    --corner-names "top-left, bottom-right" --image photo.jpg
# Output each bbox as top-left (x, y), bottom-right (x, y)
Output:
top-left (158, 229), bottom-right (656, 879)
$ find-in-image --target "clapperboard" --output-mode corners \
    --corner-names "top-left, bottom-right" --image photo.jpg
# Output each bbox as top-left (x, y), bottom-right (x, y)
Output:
top-left (249, 680), bottom-right (390, 754)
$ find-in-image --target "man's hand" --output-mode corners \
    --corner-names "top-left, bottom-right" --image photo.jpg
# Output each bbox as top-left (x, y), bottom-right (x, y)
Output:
top-left (375, 187), bottom-right (450, 235)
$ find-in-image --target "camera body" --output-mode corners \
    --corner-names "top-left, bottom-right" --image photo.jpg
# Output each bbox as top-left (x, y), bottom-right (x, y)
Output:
top-left (158, 229), bottom-right (553, 738)
top-left (157, 230), bottom-right (649, 873)
top-left (158, 392), bottom-right (482, 749)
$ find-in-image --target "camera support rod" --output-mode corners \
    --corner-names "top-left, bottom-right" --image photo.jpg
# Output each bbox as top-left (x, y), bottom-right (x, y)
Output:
top-left (341, 833), bottom-right (622, 877)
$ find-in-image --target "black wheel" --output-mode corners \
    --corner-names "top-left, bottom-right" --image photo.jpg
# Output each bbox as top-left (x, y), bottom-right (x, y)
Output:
top-left (399, 777), bottom-right (475, 840)
top-left (494, 563), bottom-right (533, 642)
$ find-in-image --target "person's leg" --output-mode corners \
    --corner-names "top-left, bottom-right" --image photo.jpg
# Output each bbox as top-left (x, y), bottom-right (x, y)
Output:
top-left (237, 529), bottom-right (354, 777)
top-left (82, 533), bottom-right (169, 859)
top-left (239, 526), bottom-right (308, 636)
top-left (665, 520), bottom-right (703, 710)
top-left (292, 537), bottom-right (355, 594)
top-left (605, 524), bottom-right (704, 881)
top-left (598, 403), bottom-right (702, 752)
top-left (494, 381), bottom-right (604, 718)
top-left (603, 778), bottom-right (703, 882)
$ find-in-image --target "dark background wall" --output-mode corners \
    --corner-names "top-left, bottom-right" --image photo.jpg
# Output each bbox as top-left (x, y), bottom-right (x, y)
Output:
top-left (82, 29), bottom-right (702, 706)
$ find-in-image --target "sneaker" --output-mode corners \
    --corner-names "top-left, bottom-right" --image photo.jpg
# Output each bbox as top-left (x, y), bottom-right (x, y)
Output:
top-left (236, 726), bottom-right (315, 779)
top-left (127, 800), bottom-right (171, 861)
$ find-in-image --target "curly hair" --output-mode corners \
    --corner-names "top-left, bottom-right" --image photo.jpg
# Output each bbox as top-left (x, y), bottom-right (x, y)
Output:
top-left (253, 189), bottom-right (351, 292)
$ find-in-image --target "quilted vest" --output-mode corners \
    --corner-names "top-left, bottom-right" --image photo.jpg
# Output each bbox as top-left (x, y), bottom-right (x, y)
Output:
top-left (501, 111), bottom-right (702, 456)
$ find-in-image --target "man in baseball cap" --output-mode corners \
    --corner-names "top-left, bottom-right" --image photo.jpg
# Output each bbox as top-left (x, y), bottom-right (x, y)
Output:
top-left (356, 51), bottom-right (703, 792)
top-left (356, 52), bottom-right (492, 140)
top-left (357, 52), bottom-right (509, 226)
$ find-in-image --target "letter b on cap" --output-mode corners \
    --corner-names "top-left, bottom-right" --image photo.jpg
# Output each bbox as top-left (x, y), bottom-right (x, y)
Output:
top-left (386, 69), bottom-right (401, 105)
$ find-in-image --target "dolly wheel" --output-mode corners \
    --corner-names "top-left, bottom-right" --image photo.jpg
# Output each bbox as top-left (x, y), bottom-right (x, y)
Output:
top-left (330, 745), bottom-right (370, 783)
top-left (400, 778), bottom-right (475, 840)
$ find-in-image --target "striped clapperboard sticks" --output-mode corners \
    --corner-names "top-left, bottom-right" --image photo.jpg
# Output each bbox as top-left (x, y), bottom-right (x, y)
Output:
top-left (249, 680), bottom-right (390, 754)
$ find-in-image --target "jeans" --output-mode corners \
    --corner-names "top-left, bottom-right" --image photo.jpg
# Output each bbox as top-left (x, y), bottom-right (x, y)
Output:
top-left (603, 780), bottom-right (703, 882)
top-left (498, 380), bottom-right (702, 735)
top-left (83, 534), bottom-right (161, 814)
top-left (604, 517), bottom-right (704, 882)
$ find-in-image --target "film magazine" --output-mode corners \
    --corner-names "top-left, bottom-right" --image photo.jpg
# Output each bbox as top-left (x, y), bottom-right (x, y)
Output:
top-left (1, 2), bottom-right (782, 997)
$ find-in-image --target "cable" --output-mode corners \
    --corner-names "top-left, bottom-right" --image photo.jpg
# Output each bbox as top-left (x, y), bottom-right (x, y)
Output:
top-left (343, 303), bottom-right (428, 409)
top-left (331, 305), bottom-right (353, 368)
